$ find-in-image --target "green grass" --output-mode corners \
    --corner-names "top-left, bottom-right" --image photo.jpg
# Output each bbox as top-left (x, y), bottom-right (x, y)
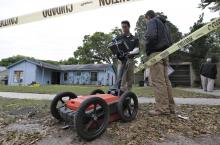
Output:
top-left (0, 85), bottom-right (218, 98)
top-left (0, 85), bottom-right (109, 95)
top-left (0, 96), bottom-right (50, 112)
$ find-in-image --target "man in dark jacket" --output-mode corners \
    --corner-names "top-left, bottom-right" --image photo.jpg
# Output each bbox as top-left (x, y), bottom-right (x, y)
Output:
top-left (144, 10), bottom-right (175, 116)
top-left (200, 58), bottom-right (217, 92)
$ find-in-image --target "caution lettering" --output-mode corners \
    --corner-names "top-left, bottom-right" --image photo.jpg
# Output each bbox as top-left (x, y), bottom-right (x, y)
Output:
top-left (42, 4), bottom-right (74, 18)
top-left (99, 0), bottom-right (130, 6)
top-left (208, 18), bottom-right (220, 31)
top-left (0, 17), bottom-right (18, 28)
top-left (177, 36), bottom-right (193, 49)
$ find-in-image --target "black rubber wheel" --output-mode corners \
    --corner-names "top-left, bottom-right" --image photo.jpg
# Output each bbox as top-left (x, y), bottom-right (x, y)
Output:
top-left (90, 89), bottom-right (105, 95)
top-left (75, 97), bottom-right (109, 141)
top-left (50, 92), bottom-right (77, 121)
top-left (117, 91), bottom-right (138, 122)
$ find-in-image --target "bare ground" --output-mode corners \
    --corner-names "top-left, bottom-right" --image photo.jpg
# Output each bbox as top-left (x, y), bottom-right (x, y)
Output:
top-left (0, 98), bottom-right (219, 145)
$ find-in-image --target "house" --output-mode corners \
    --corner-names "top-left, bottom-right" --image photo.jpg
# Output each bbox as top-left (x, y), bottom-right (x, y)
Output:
top-left (0, 66), bottom-right (6, 72)
top-left (59, 64), bottom-right (115, 85)
top-left (0, 66), bottom-right (8, 84)
top-left (142, 62), bottom-right (197, 87)
top-left (7, 59), bottom-right (116, 86)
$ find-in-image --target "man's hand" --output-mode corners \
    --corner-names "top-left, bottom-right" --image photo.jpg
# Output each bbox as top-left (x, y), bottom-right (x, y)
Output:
top-left (127, 53), bottom-right (135, 58)
top-left (127, 48), bottom-right (140, 58)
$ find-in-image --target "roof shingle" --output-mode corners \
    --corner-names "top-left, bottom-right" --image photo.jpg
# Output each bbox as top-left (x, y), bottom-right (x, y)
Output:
top-left (7, 59), bottom-right (112, 71)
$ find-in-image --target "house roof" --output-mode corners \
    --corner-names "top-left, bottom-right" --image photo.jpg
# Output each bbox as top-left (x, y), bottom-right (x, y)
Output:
top-left (60, 64), bottom-right (111, 71)
top-left (7, 59), bottom-right (60, 70)
top-left (7, 59), bottom-right (112, 71)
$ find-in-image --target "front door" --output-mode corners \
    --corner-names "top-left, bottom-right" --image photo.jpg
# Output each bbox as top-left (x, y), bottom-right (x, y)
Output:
top-left (90, 72), bottom-right (98, 85)
top-left (51, 72), bottom-right (60, 84)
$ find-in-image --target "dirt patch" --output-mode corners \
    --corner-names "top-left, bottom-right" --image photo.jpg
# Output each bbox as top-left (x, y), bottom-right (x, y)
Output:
top-left (155, 134), bottom-right (220, 145)
top-left (0, 131), bottom-right (43, 145)
top-left (37, 127), bottom-right (113, 145)
top-left (0, 97), bottom-right (220, 145)
top-left (37, 104), bottom-right (220, 145)
top-left (9, 106), bottom-right (39, 116)
top-left (193, 134), bottom-right (220, 145)
top-left (107, 104), bottom-right (220, 145)
top-left (6, 123), bottom-right (46, 134)
top-left (0, 115), bottom-right (48, 145)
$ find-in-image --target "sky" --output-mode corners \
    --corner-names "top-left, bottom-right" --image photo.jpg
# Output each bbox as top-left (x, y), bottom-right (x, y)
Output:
top-left (0, 0), bottom-right (219, 61)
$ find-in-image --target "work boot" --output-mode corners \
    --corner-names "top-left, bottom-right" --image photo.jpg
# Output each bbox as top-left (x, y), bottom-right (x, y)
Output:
top-left (170, 109), bottom-right (175, 114)
top-left (169, 106), bottom-right (176, 114)
top-left (148, 110), bottom-right (170, 116)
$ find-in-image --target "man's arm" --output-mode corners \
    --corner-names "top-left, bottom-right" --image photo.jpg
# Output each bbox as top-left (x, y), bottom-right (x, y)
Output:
top-left (129, 38), bottom-right (140, 55)
top-left (165, 23), bottom-right (173, 45)
top-left (129, 47), bottom-right (139, 55)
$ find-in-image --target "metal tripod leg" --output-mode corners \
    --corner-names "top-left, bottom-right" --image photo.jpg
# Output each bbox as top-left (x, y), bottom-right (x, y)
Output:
top-left (113, 59), bottom-right (131, 95)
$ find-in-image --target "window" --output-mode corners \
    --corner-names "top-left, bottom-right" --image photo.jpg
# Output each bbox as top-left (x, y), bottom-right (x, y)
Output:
top-left (76, 71), bottom-right (81, 76)
top-left (91, 72), bottom-right (98, 82)
top-left (13, 71), bottom-right (23, 83)
top-left (64, 72), bottom-right (68, 81)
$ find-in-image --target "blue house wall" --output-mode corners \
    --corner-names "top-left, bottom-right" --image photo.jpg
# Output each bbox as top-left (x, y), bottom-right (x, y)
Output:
top-left (8, 61), bottom-right (37, 85)
top-left (7, 59), bottom-right (116, 86)
top-left (60, 66), bottom-right (115, 86)
top-left (35, 66), bottom-right (53, 85)
top-left (105, 67), bottom-right (116, 86)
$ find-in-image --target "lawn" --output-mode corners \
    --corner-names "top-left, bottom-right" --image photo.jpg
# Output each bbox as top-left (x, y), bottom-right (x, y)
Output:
top-left (0, 96), bottom-right (50, 112)
top-left (0, 84), bottom-right (218, 98)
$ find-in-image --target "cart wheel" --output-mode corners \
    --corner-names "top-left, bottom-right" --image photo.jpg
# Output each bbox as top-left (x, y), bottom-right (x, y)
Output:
top-left (90, 89), bottom-right (105, 95)
top-left (117, 91), bottom-right (138, 122)
top-left (75, 97), bottom-right (109, 141)
top-left (50, 92), bottom-right (77, 121)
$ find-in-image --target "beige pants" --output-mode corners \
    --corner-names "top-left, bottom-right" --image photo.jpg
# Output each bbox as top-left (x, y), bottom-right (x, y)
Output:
top-left (200, 75), bottom-right (215, 92)
top-left (149, 56), bottom-right (175, 113)
top-left (119, 60), bottom-right (134, 92)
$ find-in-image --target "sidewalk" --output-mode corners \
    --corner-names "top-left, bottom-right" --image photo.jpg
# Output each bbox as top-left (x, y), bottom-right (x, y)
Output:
top-left (0, 92), bottom-right (220, 105)
top-left (178, 88), bottom-right (220, 97)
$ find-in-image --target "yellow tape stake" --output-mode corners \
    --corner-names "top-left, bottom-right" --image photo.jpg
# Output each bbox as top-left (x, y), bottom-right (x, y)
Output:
top-left (135, 17), bottom-right (220, 73)
top-left (0, 0), bottom-right (142, 29)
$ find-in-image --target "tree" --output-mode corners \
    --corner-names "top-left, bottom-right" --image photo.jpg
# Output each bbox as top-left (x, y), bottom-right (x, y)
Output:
top-left (110, 27), bottom-right (122, 37)
top-left (135, 15), bottom-right (146, 51)
top-left (135, 15), bottom-right (147, 64)
top-left (200, 0), bottom-right (220, 11)
top-left (206, 28), bottom-right (220, 63)
top-left (0, 55), bottom-right (34, 66)
top-left (200, 0), bottom-right (220, 62)
top-left (0, 55), bottom-right (59, 67)
top-left (187, 14), bottom-right (217, 83)
top-left (73, 28), bottom-right (122, 64)
top-left (74, 32), bottom-right (112, 64)
top-left (59, 57), bottom-right (79, 65)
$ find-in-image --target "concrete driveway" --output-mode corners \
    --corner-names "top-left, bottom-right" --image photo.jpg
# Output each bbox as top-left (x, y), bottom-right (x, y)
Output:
top-left (178, 88), bottom-right (220, 97)
top-left (0, 92), bottom-right (220, 105)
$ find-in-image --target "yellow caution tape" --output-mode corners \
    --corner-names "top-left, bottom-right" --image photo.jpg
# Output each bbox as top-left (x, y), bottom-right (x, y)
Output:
top-left (0, 0), bottom-right (142, 29)
top-left (135, 17), bottom-right (220, 73)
